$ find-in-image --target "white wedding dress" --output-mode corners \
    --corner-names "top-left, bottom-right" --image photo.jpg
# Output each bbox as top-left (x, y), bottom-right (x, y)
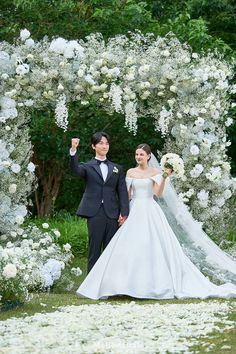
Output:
top-left (77, 175), bottom-right (236, 299)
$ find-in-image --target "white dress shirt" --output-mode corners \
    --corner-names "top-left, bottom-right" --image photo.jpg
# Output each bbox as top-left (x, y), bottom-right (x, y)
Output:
top-left (69, 149), bottom-right (108, 181)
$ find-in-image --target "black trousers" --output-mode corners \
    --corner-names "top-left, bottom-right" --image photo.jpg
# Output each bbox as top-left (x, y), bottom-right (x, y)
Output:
top-left (87, 204), bottom-right (118, 273)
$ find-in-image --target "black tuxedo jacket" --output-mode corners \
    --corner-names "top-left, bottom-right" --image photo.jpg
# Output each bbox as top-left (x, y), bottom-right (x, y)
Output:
top-left (70, 155), bottom-right (129, 219)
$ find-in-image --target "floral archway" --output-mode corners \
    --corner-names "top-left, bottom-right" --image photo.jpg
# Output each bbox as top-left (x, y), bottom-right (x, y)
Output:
top-left (0, 29), bottom-right (235, 303)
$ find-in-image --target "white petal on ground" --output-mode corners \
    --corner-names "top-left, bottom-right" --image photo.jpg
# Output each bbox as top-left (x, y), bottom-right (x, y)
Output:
top-left (0, 301), bottom-right (234, 354)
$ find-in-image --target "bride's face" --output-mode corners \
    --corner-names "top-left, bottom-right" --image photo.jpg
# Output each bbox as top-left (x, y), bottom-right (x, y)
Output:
top-left (135, 148), bottom-right (149, 165)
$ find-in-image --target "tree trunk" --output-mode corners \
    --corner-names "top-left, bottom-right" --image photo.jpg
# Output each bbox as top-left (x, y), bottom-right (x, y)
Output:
top-left (33, 156), bottom-right (64, 217)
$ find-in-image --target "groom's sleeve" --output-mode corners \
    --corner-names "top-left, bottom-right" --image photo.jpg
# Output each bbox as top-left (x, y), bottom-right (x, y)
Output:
top-left (117, 166), bottom-right (129, 217)
top-left (69, 153), bottom-right (86, 178)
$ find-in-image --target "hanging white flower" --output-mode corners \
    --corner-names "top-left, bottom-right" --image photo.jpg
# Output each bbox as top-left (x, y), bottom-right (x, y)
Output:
top-left (124, 101), bottom-right (138, 134)
top-left (158, 107), bottom-right (172, 136)
top-left (109, 84), bottom-right (123, 113)
top-left (55, 94), bottom-right (68, 131)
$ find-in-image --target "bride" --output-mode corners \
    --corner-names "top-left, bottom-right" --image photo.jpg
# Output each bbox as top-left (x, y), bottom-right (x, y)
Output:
top-left (77, 144), bottom-right (236, 299)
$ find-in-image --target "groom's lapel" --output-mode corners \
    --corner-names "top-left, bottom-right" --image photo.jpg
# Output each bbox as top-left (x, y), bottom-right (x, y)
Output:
top-left (90, 159), bottom-right (104, 180)
top-left (105, 161), bottom-right (114, 183)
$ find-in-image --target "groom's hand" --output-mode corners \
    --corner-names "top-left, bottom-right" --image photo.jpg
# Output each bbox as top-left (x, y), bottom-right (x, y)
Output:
top-left (118, 215), bottom-right (127, 227)
top-left (71, 138), bottom-right (80, 151)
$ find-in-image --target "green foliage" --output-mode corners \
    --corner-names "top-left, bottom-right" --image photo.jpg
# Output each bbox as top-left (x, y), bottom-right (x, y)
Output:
top-left (1, 0), bottom-right (235, 213)
top-left (30, 213), bottom-right (88, 256)
top-left (29, 101), bottom-right (163, 215)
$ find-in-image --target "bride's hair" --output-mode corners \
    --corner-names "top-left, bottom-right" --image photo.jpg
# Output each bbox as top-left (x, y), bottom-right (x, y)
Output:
top-left (136, 143), bottom-right (152, 161)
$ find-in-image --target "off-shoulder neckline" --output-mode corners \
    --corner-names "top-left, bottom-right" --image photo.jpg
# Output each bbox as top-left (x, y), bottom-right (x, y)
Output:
top-left (126, 174), bottom-right (161, 180)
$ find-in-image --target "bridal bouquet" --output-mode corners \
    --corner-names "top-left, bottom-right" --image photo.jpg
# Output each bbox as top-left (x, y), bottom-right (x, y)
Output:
top-left (160, 153), bottom-right (185, 178)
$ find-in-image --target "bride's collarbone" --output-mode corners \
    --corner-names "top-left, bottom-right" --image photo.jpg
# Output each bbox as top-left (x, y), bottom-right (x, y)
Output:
top-left (128, 172), bottom-right (159, 179)
top-left (127, 168), bottom-right (159, 179)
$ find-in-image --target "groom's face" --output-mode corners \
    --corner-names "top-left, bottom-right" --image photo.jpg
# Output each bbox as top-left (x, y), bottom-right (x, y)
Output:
top-left (92, 136), bottom-right (109, 157)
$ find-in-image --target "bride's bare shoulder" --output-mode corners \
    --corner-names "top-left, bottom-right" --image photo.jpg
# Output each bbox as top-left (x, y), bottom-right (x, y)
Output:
top-left (126, 168), bottom-right (136, 177)
top-left (150, 167), bottom-right (160, 176)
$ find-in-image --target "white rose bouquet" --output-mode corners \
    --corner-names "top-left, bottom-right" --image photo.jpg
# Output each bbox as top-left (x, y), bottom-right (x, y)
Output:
top-left (160, 153), bottom-right (185, 179)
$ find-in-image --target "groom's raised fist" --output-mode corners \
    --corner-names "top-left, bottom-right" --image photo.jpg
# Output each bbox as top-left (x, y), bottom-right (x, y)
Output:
top-left (71, 138), bottom-right (80, 151)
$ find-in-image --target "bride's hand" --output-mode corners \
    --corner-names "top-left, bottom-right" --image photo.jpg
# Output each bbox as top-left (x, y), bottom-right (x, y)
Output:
top-left (164, 167), bottom-right (173, 176)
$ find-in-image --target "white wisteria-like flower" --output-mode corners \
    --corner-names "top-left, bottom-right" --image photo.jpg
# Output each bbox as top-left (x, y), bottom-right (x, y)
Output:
top-left (109, 84), bottom-right (123, 113)
top-left (124, 101), bottom-right (138, 134)
top-left (55, 94), bottom-right (68, 131)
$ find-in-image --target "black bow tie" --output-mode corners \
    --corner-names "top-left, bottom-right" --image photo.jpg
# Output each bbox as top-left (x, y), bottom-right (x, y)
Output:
top-left (96, 159), bottom-right (108, 165)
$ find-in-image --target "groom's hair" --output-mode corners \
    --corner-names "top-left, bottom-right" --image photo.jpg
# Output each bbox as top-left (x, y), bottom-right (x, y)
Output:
top-left (91, 132), bottom-right (111, 145)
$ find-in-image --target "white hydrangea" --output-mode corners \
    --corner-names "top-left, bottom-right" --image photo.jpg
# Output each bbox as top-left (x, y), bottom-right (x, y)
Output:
top-left (27, 162), bottom-right (35, 172)
top-left (20, 29), bottom-right (31, 41)
top-left (190, 164), bottom-right (204, 178)
top-left (2, 263), bottom-right (17, 278)
top-left (16, 64), bottom-right (30, 76)
top-left (11, 163), bottom-right (21, 173)
top-left (190, 145), bottom-right (200, 156)
top-left (8, 184), bottom-right (17, 194)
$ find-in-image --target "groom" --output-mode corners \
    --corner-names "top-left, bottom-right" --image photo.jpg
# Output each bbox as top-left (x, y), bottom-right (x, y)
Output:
top-left (70, 132), bottom-right (129, 272)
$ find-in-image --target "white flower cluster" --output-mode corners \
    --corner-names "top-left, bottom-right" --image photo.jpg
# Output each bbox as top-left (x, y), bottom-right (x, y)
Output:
top-left (0, 29), bottom-right (235, 266)
top-left (0, 223), bottom-right (73, 304)
top-left (160, 153), bottom-right (185, 178)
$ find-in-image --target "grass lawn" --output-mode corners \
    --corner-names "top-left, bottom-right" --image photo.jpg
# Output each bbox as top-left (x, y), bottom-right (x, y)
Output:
top-left (1, 257), bottom-right (236, 354)
top-left (1, 215), bottom-right (235, 353)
